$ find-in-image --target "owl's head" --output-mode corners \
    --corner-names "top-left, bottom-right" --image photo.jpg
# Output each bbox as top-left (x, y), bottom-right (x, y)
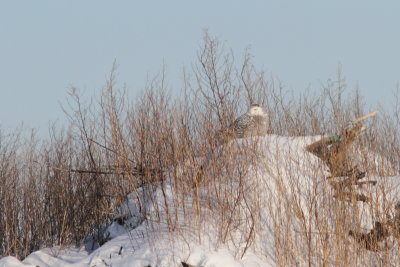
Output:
top-left (248, 104), bottom-right (265, 116)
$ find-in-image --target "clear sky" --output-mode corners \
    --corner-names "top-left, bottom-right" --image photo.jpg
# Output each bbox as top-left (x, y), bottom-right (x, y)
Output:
top-left (1, 1), bottom-right (399, 136)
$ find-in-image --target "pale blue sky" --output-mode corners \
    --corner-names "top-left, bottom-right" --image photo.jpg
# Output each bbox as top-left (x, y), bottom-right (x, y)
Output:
top-left (1, 1), bottom-right (399, 136)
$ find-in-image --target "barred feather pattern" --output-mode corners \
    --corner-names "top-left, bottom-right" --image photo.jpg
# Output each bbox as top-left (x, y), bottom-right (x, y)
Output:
top-left (232, 113), bottom-right (268, 138)
top-left (215, 104), bottom-right (269, 145)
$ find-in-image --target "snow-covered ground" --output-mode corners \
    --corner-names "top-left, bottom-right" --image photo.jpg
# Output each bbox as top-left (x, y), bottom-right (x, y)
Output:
top-left (1, 135), bottom-right (399, 267)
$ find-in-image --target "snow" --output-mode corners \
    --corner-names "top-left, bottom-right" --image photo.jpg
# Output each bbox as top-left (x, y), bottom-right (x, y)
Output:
top-left (1, 134), bottom-right (400, 266)
top-left (0, 257), bottom-right (36, 267)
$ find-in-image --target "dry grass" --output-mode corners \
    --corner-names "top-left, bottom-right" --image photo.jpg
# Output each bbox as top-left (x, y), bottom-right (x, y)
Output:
top-left (1, 32), bottom-right (400, 266)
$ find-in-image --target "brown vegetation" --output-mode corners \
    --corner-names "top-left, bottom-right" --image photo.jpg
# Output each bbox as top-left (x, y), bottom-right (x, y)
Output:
top-left (1, 33), bottom-right (400, 266)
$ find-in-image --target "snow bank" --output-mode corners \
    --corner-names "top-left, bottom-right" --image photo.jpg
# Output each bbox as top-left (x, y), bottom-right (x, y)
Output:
top-left (2, 134), bottom-right (400, 266)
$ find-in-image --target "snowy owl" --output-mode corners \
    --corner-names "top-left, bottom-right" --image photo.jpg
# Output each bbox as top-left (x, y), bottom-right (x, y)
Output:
top-left (232, 104), bottom-right (269, 138)
top-left (217, 104), bottom-right (269, 144)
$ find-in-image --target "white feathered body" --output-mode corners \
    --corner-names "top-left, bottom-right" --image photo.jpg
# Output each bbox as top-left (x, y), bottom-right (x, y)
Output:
top-left (232, 113), bottom-right (269, 138)
top-left (217, 104), bottom-right (269, 144)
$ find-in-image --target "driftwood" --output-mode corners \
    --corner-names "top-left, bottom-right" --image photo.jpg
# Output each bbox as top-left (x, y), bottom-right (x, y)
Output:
top-left (305, 122), bottom-right (394, 252)
top-left (349, 221), bottom-right (390, 252)
top-left (306, 123), bottom-right (365, 176)
top-left (306, 123), bottom-right (375, 203)
top-left (351, 204), bottom-right (400, 252)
